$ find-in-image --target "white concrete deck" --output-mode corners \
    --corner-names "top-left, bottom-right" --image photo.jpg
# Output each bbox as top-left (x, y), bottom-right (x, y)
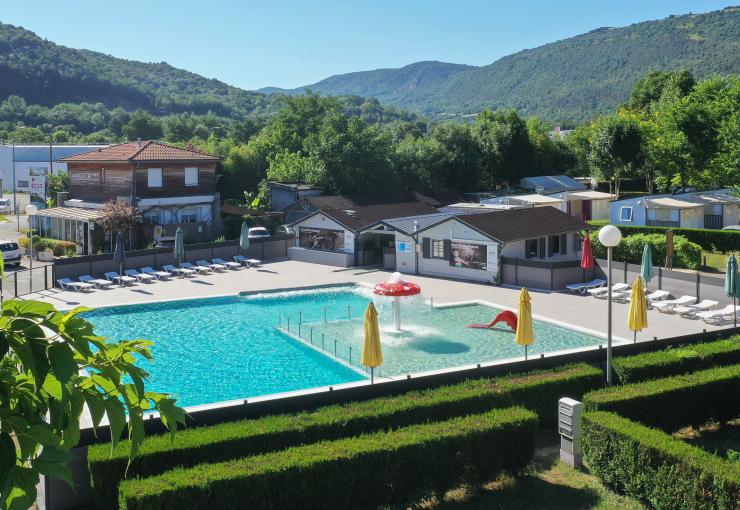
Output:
top-left (25, 259), bottom-right (731, 341)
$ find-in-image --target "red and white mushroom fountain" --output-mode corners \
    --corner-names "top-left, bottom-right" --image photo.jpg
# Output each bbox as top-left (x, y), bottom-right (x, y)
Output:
top-left (373, 272), bottom-right (421, 332)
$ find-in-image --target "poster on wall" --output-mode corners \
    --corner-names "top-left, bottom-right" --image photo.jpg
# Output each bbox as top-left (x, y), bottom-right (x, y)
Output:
top-left (29, 167), bottom-right (47, 207)
top-left (449, 241), bottom-right (487, 270)
top-left (299, 227), bottom-right (345, 251)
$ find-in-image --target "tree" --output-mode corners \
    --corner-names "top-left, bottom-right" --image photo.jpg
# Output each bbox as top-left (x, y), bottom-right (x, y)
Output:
top-left (121, 110), bottom-right (163, 141)
top-left (429, 123), bottom-right (482, 191)
top-left (627, 69), bottom-right (695, 113)
top-left (587, 113), bottom-right (644, 197)
top-left (473, 110), bottom-right (534, 188)
top-left (0, 300), bottom-right (185, 509)
top-left (96, 201), bottom-right (140, 235)
top-left (46, 171), bottom-right (69, 207)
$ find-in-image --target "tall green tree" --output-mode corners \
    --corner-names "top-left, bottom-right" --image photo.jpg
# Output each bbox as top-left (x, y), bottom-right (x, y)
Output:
top-left (121, 110), bottom-right (163, 140)
top-left (587, 113), bottom-right (645, 197)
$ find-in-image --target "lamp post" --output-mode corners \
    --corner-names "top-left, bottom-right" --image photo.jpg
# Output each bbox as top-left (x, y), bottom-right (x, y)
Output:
top-left (26, 204), bottom-right (38, 274)
top-left (598, 224), bottom-right (622, 386)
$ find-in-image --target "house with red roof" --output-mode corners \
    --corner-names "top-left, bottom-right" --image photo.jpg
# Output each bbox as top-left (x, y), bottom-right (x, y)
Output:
top-left (31, 140), bottom-right (222, 254)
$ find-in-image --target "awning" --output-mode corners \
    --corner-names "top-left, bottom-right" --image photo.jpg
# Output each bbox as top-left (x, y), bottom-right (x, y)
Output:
top-left (34, 207), bottom-right (101, 221)
top-left (567, 190), bottom-right (614, 200)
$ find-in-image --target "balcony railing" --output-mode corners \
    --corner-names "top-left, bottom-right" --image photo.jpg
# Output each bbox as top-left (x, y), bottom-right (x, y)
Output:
top-left (646, 219), bottom-right (680, 228)
top-left (703, 214), bottom-right (723, 229)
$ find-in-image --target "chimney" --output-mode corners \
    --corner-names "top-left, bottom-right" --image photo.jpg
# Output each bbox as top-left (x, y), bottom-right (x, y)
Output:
top-left (137, 138), bottom-right (141, 147)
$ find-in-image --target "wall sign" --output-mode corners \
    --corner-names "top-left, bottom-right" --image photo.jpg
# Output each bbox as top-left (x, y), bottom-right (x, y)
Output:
top-left (299, 227), bottom-right (345, 251)
top-left (449, 241), bottom-right (487, 270)
top-left (70, 170), bottom-right (102, 183)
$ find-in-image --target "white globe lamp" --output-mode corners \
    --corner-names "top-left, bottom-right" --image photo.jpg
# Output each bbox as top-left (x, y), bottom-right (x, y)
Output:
top-left (598, 224), bottom-right (621, 386)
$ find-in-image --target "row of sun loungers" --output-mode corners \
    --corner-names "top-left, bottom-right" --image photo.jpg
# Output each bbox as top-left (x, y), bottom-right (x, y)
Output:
top-left (57, 256), bottom-right (261, 292)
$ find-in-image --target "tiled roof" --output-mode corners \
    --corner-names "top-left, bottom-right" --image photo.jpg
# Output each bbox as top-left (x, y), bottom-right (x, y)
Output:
top-left (60, 141), bottom-right (220, 163)
top-left (458, 207), bottom-right (591, 243)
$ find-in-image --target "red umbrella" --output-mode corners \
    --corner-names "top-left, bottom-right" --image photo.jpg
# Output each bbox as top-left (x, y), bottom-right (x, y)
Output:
top-left (581, 232), bottom-right (594, 269)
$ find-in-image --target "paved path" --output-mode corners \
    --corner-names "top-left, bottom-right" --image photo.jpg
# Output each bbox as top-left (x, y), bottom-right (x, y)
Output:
top-left (24, 259), bottom-right (731, 342)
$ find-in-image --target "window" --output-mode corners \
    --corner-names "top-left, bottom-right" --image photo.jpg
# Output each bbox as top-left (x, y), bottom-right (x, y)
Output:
top-left (147, 168), bottom-right (162, 188)
top-left (185, 167), bottom-right (198, 186)
top-left (670, 209), bottom-right (679, 222)
top-left (144, 213), bottom-right (160, 225)
top-left (525, 239), bottom-right (538, 259)
top-left (431, 240), bottom-right (445, 259)
top-left (17, 180), bottom-right (28, 188)
top-left (180, 209), bottom-right (197, 223)
top-left (551, 235), bottom-right (560, 254)
top-left (619, 206), bottom-right (633, 222)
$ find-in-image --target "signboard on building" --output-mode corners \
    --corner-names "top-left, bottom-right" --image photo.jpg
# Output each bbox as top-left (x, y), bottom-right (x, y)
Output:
top-left (449, 241), bottom-right (487, 270)
top-left (70, 170), bottom-right (102, 183)
top-left (299, 227), bottom-right (345, 251)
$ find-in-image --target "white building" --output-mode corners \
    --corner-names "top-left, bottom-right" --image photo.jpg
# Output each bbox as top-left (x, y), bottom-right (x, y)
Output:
top-left (482, 190), bottom-right (613, 221)
top-left (610, 189), bottom-right (740, 230)
top-left (0, 143), bottom-right (108, 196)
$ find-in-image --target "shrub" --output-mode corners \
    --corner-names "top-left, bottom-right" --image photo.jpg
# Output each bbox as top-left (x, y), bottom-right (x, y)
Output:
top-left (583, 411), bottom-right (740, 510)
top-left (89, 363), bottom-right (601, 507)
top-left (589, 231), bottom-right (702, 269)
top-left (584, 364), bottom-right (740, 431)
top-left (16, 236), bottom-right (77, 256)
top-left (614, 336), bottom-right (740, 384)
top-left (118, 407), bottom-right (538, 510)
top-left (587, 221), bottom-right (740, 253)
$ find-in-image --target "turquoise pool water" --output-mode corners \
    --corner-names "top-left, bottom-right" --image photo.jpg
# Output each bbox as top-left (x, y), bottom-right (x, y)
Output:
top-left (84, 286), bottom-right (605, 407)
top-left (83, 288), bottom-right (370, 407)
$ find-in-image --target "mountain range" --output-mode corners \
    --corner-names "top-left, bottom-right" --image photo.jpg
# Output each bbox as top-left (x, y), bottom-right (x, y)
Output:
top-left (262, 7), bottom-right (740, 122)
top-left (0, 6), bottom-right (738, 124)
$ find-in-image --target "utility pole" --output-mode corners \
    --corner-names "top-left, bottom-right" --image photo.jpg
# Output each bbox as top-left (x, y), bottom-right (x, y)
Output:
top-left (12, 139), bottom-right (18, 230)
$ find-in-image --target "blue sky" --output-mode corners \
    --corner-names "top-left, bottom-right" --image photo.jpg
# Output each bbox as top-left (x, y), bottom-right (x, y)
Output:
top-left (0, 1), bottom-right (732, 90)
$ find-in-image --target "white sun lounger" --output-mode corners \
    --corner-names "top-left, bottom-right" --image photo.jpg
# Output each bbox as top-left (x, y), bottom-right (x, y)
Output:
top-left (589, 283), bottom-right (629, 298)
top-left (652, 295), bottom-right (696, 313)
top-left (163, 264), bottom-right (195, 277)
top-left (57, 278), bottom-right (94, 292)
top-left (566, 278), bottom-right (606, 294)
top-left (141, 267), bottom-right (171, 280)
top-left (197, 259), bottom-right (226, 272)
top-left (697, 304), bottom-right (738, 324)
top-left (105, 271), bottom-right (136, 286)
top-left (233, 255), bottom-right (261, 267)
top-left (125, 269), bottom-right (155, 283)
top-left (79, 274), bottom-right (112, 288)
top-left (212, 257), bottom-right (240, 270)
top-left (674, 300), bottom-right (719, 318)
top-left (181, 262), bottom-right (211, 275)
top-left (615, 289), bottom-right (671, 305)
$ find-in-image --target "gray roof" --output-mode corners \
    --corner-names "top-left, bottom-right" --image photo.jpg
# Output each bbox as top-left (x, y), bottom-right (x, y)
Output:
top-left (379, 213), bottom-right (455, 235)
top-left (520, 175), bottom-right (587, 192)
top-left (35, 206), bottom-right (100, 221)
top-left (5, 145), bottom-right (109, 162)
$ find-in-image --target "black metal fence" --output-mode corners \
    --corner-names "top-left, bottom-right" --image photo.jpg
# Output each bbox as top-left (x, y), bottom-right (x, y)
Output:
top-left (0, 265), bottom-right (55, 300)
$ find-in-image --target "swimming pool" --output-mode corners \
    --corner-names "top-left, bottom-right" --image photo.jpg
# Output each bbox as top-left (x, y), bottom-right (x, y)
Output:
top-left (84, 285), bottom-right (605, 407)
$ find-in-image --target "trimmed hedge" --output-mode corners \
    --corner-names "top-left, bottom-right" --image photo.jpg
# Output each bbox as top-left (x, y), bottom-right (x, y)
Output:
top-left (587, 220), bottom-right (740, 253)
top-left (614, 336), bottom-right (740, 384)
top-left (584, 364), bottom-right (740, 431)
top-left (118, 407), bottom-right (538, 510)
top-left (89, 363), bottom-right (601, 508)
top-left (589, 231), bottom-right (702, 269)
top-left (583, 411), bottom-right (740, 510)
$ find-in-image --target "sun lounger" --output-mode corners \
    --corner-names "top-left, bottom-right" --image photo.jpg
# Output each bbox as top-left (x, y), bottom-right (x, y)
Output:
top-left (212, 257), bottom-right (241, 270)
top-left (674, 300), bottom-right (719, 318)
top-left (125, 269), bottom-right (155, 283)
top-left (57, 278), bottom-right (94, 292)
top-left (566, 278), bottom-right (606, 294)
top-left (79, 274), bottom-right (112, 288)
top-left (615, 289), bottom-right (671, 305)
top-left (141, 267), bottom-right (171, 280)
top-left (589, 283), bottom-right (629, 298)
top-left (233, 255), bottom-right (261, 267)
top-left (697, 304), bottom-right (738, 324)
top-left (197, 259), bottom-right (225, 272)
top-left (163, 264), bottom-right (195, 277)
top-left (652, 295), bottom-right (696, 313)
top-left (105, 271), bottom-right (136, 286)
top-left (181, 262), bottom-right (211, 274)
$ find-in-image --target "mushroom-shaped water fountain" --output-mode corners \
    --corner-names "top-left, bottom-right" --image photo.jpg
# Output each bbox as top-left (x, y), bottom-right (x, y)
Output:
top-left (373, 272), bottom-right (421, 332)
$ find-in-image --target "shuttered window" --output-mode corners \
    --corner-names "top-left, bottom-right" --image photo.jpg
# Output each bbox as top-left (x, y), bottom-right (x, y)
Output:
top-left (185, 167), bottom-right (199, 186)
top-left (432, 240), bottom-right (445, 258)
top-left (147, 168), bottom-right (162, 188)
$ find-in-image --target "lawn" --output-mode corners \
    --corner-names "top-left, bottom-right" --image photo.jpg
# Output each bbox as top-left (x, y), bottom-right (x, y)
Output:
top-left (0, 214), bottom-right (6, 222)
top-left (674, 418), bottom-right (740, 461)
top-left (702, 250), bottom-right (739, 273)
top-left (402, 432), bottom-right (646, 510)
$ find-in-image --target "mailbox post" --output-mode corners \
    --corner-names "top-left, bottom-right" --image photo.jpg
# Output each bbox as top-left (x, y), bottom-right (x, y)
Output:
top-left (558, 397), bottom-right (583, 468)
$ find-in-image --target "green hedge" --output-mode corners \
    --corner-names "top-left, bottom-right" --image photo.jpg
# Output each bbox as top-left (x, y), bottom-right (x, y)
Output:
top-left (89, 363), bottom-right (601, 508)
top-left (589, 231), bottom-right (702, 269)
top-left (118, 407), bottom-right (538, 510)
top-left (588, 220), bottom-right (740, 253)
top-left (584, 364), bottom-right (740, 431)
top-left (614, 336), bottom-right (740, 384)
top-left (583, 411), bottom-right (740, 510)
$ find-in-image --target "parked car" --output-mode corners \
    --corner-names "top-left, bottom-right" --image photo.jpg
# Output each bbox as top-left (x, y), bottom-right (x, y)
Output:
top-left (0, 198), bottom-right (11, 214)
top-left (248, 227), bottom-right (270, 239)
top-left (721, 225), bottom-right (740, 231)
top-left (0, 240), bottom-right (21, 267)
top-left (275, 225), bottom-right (295, 235)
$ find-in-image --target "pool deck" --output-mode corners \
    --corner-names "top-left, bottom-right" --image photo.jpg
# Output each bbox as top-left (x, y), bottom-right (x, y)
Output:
top-left (26, 259), bottom-right (730, 342)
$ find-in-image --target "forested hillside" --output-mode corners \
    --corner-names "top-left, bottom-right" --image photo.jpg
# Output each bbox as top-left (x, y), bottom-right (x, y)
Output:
top-left (265, 7), bottom-right (740, 122)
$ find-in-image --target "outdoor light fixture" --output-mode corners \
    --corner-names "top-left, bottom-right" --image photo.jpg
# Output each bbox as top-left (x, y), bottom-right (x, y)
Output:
top-left (598, 224), bottom-right (622, 385)
top-left (25, 204), bottom-right (39, 273)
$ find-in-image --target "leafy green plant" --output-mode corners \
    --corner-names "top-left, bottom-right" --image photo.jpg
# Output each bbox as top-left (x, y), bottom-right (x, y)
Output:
top-left (613, 336), bottom-right (740, 383)
top-left (584, 364), bottom-right (740, 431)
top-left (0, 300), bottom-right (185, 510)
top-left (587, 221), bottom-right (740, 253)
top-left (117, 407), bottom-right (537, 510)
top-left (583, 411), bottom-right (740, 509)
top-left (589, 231), bottom-right (702, 269)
